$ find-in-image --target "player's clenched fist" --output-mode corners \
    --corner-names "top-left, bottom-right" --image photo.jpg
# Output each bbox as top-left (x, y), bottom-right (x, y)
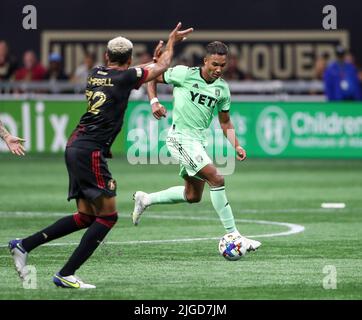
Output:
top-left (236, 146), bottom-right (246, 161)
top-left (151, 102), bottom-right (167, 120)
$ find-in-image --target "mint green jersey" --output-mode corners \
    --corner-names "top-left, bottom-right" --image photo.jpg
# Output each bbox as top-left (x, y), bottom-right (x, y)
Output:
top-left (164, 65), bottom-right (231, 141)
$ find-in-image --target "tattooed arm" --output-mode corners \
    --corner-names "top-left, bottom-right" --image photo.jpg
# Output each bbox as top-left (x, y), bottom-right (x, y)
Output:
top-left (0, 119), bottom-right (10, 140)
top-left (0, 120), bottom-right (26, 156)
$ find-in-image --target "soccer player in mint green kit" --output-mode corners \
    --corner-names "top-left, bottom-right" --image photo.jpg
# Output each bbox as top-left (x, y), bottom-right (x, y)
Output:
top-left (132, 41), bottom-right (261, 252)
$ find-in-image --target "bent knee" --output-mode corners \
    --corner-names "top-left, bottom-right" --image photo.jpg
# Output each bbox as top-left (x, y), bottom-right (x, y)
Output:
top-left (96, 212), bottom-right (118, 228)
top-left (209, 175), bottom-right (224, 187)
top-left (186, 194), bottom-right (202, 203)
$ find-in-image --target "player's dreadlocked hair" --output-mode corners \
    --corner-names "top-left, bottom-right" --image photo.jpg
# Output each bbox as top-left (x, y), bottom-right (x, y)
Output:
top-left (205, 41), bottom-right (228, 56)
top-left (107, 36), bottom-right (133, 65)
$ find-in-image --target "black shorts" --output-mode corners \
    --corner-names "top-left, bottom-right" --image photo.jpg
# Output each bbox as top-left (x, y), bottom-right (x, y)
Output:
top-left (65, 147), bottom-right (117, 201)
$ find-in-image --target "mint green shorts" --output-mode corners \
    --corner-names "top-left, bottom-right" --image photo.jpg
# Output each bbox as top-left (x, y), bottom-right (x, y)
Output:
top-left (166, 130), bottom-right (212, 180)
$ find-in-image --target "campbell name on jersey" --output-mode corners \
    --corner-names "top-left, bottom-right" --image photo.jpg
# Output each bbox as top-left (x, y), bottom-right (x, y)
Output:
top-left (164, 65), bottom-right (231, 141)
top-left (67, 65), bottom-right (147, 156)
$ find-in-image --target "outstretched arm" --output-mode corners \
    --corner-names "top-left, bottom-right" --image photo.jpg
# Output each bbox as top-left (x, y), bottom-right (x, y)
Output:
top-left (143, 22), bottom-right (193, 83)
top-left (132, 40), bottom-right (164, 69)
top-left (218, 111), bottom-right (246, 161)
top-left (0, 120), bottom-right (26, 156)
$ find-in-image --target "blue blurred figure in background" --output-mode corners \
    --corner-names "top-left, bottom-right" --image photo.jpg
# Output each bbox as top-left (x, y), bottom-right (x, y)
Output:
top-left (323, 46), bottom-right (362, 101)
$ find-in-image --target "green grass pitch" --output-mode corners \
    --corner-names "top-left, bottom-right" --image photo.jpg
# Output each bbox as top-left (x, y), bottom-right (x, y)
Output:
top-left (0, 155), bottom-right (361, 300)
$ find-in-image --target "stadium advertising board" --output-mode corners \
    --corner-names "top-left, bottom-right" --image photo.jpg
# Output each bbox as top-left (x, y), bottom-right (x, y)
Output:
top-left (41, 30), bottom-right (349, 80)
top-left (1, 100), bottom-right (361, 158)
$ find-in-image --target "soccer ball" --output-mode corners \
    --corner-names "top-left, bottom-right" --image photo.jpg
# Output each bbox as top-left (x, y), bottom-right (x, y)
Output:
top-left (218, 232), bottom-right (247, 261)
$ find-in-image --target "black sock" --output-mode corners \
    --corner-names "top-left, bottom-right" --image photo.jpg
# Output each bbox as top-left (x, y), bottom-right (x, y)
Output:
top-left (59, 213), bottom-right (118, 277)
top-left (21, 213), bottom-right (95, 253)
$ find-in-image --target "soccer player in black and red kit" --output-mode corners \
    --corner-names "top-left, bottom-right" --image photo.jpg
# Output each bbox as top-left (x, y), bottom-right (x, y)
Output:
top-left (9, 23), bottom-right (193, 288)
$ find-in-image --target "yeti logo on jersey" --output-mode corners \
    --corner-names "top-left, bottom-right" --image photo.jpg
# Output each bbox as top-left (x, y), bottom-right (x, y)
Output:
top-left (190, 90), bottom-right (217, 107)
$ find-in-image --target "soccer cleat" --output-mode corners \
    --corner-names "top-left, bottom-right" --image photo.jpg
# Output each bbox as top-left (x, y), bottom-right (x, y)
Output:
top-left (132, 191), bottom-right (150, 226)
top-left (53, 273), bottom-right (96, 289)
top-left (241, 236), bottom-right (262, 252)
top-left (235, 233), bottom-right (262, 252)
top-left (8, 239), bottom-right (28, 280)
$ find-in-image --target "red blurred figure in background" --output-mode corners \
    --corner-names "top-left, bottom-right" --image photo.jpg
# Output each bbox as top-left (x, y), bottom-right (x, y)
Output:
top-left (14, 50), bottom-right (46, 81)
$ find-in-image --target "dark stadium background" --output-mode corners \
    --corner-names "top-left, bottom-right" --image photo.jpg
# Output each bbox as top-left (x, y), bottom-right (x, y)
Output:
top-left (1, 0), bottom-right (362, 65)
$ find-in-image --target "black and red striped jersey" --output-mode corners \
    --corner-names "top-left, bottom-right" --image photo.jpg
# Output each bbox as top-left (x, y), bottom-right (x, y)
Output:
top-left (67, 65), bottom-right (148, 157)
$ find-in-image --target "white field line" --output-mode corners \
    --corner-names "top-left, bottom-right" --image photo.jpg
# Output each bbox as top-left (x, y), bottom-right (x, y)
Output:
top-left (0, 211), bottom-right (304, 248)
top-left (0, 207), bottom-right (352, 217)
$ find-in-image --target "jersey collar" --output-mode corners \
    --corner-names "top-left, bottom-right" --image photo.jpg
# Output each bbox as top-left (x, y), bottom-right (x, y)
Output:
top-left (107, 65), bottom-right (128, 71)
top-left (199, 67), bottom-right (217, 84)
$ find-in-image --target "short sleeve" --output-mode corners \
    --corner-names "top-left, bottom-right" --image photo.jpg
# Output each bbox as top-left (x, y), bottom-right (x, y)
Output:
top-left (163, 65), bottom-right (188, 86)
top-left (131, 67), bottom-right (149, 89)
top-left (217, 85), bottom-right (231, 112)
top-left (116, 67), bottom-right (148, 90)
